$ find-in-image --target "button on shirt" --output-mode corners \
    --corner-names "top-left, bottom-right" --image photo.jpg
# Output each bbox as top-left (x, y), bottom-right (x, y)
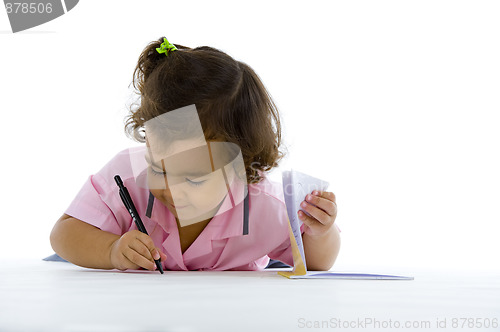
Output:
top-left (65, 147), bottom-right (306, 271)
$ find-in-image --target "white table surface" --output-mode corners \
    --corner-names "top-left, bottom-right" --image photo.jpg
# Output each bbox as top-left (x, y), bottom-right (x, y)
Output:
top-left (0, 259), bottom-right (498, 332)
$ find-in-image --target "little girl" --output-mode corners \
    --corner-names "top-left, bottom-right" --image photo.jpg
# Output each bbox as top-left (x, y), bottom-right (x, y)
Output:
top-left (50, 37), bottom-right (340, 272)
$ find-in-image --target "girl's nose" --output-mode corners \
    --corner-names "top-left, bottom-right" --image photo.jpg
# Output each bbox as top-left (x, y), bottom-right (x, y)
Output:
top-left (168, 183), bottom-right (190, 202)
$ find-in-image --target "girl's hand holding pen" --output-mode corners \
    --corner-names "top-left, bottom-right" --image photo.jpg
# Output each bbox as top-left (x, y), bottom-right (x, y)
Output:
top-left (109, 230), bottom-right (167, 271)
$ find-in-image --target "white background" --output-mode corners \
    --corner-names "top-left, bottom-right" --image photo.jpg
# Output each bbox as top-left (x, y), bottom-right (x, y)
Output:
top-left (1, 0), bottom-right (499, 272)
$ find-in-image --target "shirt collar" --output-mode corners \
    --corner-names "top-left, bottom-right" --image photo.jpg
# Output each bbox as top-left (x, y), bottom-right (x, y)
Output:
top-left (143, 175), bottom-right (249, 268)
top-left (146, 190), bottom-right (248, 240)
top-left (145, 171), bottom-right (249, 239)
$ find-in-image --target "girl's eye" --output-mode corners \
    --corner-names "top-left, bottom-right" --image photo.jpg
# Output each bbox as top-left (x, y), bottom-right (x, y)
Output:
top-left (151, 168), bottom-right (165, 176)
top-left (186, 178), bottom-right (206, 187)
top-left (150, 167), bottom-right (206, 186)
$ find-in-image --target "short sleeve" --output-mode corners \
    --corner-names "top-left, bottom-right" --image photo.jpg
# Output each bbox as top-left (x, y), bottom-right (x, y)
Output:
top-left (65, 173), bottom-right (124, 235)
top-left (63, 148), bottom-right (147, 235)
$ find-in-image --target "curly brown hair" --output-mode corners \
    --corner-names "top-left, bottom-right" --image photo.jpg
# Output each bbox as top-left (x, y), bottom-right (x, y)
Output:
top-left (125, 37), bottom-right (285, 184)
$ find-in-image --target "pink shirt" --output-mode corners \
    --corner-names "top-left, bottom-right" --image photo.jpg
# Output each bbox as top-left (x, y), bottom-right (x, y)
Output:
top-left (65, 147), bottom-right (306, 271)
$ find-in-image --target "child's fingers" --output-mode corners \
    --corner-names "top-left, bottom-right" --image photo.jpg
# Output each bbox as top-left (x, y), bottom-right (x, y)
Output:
top-left (305, 191), bottom-right (337, 217)
top-left (127, 231), bottom-right (163, 270)
top-left (133, 231), bottom-right (161, 260)
top-left (298, 210), bottom-right (327, 234)
top-left (123, 247), bottom-right (156, 271)
top-left (312, 190), bottom-right (336, 203)
top-left (128, 240), bottom-right (155, 265)
top-left (300, 200), bottom-right (331, 226)
top-left (110, 230), bottom-right (166, 271)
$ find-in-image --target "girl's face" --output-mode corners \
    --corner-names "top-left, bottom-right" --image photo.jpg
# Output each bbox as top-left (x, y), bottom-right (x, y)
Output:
top-left (145, 138), bottom-right (237, 227)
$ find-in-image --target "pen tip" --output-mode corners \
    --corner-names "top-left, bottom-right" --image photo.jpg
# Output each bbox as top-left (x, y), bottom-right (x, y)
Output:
top-left (155, 260), bottom-right (164, 274)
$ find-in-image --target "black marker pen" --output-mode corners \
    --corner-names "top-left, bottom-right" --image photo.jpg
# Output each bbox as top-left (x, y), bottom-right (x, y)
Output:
top-left (114, 175), bottom-right (164, 274)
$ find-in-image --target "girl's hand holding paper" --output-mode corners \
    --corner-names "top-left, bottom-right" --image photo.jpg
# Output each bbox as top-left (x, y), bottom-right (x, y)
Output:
top-left (298, 191), bottom-right (337, 237)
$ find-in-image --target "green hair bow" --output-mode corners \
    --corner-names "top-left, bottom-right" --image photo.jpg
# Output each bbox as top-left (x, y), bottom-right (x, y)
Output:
top-left (156, 37), bottom-right (178, 56)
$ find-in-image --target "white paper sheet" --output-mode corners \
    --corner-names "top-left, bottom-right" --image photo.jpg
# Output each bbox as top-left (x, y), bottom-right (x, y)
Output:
top-left (287, 271), bottom-right (414, 280)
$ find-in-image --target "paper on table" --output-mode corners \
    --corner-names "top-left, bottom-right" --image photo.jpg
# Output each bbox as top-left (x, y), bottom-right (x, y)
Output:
top-left (278, 169), bottom-right (414, 280)
top-left (285, 272), bottom-right (414, 280)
